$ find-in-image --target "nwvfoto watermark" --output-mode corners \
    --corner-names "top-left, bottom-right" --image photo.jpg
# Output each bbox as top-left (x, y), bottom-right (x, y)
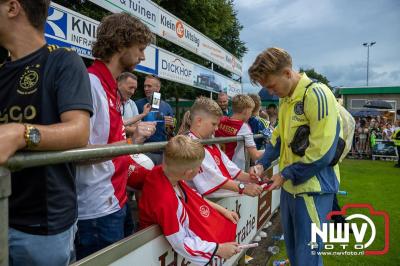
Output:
top-left (310, 204), bottom-right (389, 256)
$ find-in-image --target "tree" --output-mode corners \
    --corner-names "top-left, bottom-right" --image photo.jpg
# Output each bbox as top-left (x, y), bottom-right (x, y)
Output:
top-left (51, 0), bottom-right (247, 119)
top-left (299, 68), bottom-right (331, 87)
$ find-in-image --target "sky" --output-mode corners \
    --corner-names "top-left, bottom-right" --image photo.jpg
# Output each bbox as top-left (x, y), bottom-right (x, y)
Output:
top-left (234, 0), bottom-right (400, 93)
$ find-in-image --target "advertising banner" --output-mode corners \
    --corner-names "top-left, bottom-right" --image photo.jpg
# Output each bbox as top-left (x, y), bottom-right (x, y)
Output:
top-left (45, 3), bottom-right (241, 95)
top-left (88, 0), bottom-right (243, 76)
top-left (45, 2), bottom-right (157, 74)
top-left (158, 48), bottom-right (242, 96)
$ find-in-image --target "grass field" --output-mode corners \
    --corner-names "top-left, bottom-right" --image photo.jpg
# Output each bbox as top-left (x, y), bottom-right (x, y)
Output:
top-left (267, 159), bottom-right (400, 266)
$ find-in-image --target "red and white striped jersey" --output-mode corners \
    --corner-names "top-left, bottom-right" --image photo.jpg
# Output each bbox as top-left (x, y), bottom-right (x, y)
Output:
top-left (76, 60), bottom-right (130, 220)
top-left (215, 117), bottom-right (256, 170)
top-left (187, 132), bottom-right (241, 198)
top-left (139, 166), bottom-right (236, 266)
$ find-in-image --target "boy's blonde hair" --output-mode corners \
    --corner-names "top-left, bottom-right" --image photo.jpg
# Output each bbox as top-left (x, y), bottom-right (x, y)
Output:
top-left (247, 94), bottom-right (261, 114)
top-left (164, 135), bottom-right (205, 171)
top-left (178, 97), bottom-right (223, 134)
top-left (248, 47), bottom-right (292, 86)
top-left (178, 110), bottom-right (191, 135)
top-left (191, 96), bottom-right (223, 118)
top-left (232, 94), bottom-right (255, 113)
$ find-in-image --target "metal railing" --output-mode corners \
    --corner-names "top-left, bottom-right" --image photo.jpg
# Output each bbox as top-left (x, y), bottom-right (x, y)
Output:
top-left (0, 134), bottom-right (266, 266)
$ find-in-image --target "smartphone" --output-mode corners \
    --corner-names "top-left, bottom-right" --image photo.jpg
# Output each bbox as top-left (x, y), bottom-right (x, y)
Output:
top-left (151, 92), bottom-right (161, 110)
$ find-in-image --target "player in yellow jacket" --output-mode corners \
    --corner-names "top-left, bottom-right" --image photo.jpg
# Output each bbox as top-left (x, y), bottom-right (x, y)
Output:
top-left (249, 47), bottom-right (343, 266)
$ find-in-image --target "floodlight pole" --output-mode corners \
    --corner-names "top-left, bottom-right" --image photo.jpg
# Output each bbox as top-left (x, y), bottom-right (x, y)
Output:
top-left (363, 42), bottom-right (376, 86)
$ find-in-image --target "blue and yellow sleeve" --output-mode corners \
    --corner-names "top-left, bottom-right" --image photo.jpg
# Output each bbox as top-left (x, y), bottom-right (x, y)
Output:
top-left (281, 85), bottom-right (340, 185)
top-left (258, 125), bottom-right (281, 168)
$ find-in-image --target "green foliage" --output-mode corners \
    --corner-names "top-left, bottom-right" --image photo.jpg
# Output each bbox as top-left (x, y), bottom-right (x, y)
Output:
top-left (51, 0), bottom-right (247, 117)
top-left (268, 159), bottom-right (399, 265)
top-left (300, 67), bottom-right (331, 88)
top-left (154, 0), bottom-right (248, 95)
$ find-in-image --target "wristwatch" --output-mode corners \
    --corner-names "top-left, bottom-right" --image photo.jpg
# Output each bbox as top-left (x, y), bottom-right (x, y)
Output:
top-left (24, 124), bottom-right (41, 148)
top-left (238, 183), bottom-right (245, 194)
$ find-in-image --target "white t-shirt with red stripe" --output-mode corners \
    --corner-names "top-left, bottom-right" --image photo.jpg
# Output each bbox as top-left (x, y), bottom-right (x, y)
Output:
top-left (215, 117), bottom-right (256, 170)
top-left (76, 60), bottom-right (130, 220)
top-left (140, 166), bottom-right (237, 265)
top-left (187, 132), bottom-right (241, 198)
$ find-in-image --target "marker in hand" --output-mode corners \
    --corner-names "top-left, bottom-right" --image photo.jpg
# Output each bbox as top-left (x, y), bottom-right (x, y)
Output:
top-left (260, 180), bottom-right (274, 191)
top-left (238, 243), bottom-right (259, 249)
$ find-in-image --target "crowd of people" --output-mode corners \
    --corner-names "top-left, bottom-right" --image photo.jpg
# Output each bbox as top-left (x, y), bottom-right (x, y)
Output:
top-left (3, 1), bottom-right (396, 266)
top-left (0, 1), bottom-right (265, 265)
top-left (351, 116), bottom-right (400, 161)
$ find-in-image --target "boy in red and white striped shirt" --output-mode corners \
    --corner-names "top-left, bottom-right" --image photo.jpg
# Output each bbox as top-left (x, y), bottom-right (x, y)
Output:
top-left (139, 136), bottom-right (239, 265)
top-left (179, 97), bottom-right (263, 198)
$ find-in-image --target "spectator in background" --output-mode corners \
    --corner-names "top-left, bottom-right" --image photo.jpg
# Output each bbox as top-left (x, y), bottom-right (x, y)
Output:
top-left (117, 72), bottom-right (153, 139)
top-left (266, 103), bottom-right (278, 127)
top-left (392, 120), bottom-right (400, 167)
top-left (357, 119), bottom-right (369, 158)
top-left (75, 13), bottom-right (154, 259)
top-left (217, 91), bottom-right (232, 116)
top-left (0, 0), bottom-right (93, 265)
top-left (135, 75), bottom-right (175, 164)
top-left (382, 123), bottom-right (394, 141)
top-left (215, 94), bottom-right (264, 170)
top-left (351, 117), bottom-right (360, 157)
top-left (247, 94), bottom-right (271, 150)
top-left (259, 108), bottom-right (270, 121)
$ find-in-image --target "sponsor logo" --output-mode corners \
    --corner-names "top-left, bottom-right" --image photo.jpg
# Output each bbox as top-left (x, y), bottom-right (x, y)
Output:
top-left (199, 205), bottom-right (210, 217)
top-left (18, 65), bottom-right (40, 95)
top-left (176, 20), bottom-right (184, 38)
top-left (46, 7), bottom-right (67, 39)
top-left (161, 57), bottom-right (192, 77)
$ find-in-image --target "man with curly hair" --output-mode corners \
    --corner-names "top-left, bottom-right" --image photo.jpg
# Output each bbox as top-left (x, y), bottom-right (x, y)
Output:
top-left (75, 13), bottom-right (154, 259)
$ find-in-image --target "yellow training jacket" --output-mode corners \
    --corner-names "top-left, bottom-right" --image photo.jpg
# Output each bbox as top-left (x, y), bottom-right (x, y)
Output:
top-left (259, 73), bottom-right (342, 195)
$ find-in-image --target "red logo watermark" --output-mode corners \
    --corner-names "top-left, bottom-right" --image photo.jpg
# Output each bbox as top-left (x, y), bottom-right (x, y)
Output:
top-left (311, 203), bottom-right (389, 256)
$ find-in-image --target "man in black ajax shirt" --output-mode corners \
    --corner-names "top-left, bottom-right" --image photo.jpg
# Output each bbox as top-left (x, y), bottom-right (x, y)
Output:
top-left (0, 1), bottom-right (93, 265)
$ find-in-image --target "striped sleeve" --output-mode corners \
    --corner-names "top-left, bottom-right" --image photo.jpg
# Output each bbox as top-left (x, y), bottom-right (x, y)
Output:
top-left (192, 162), bottom-right (230, 196)
top-left (220, 147), bottom-right (242, 179)
top-left (162, 197), bottom-right (218, 265)
top-left (281, 84), bottom-right (340, 184)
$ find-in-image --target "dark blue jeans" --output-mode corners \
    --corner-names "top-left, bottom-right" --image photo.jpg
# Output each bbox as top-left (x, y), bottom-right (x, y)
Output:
top-left (75, 203), bottom-right (134, 260)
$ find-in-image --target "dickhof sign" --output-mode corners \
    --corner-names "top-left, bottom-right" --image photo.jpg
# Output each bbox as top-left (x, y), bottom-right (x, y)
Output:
top-left (158, 48), bottom-right (242, 96)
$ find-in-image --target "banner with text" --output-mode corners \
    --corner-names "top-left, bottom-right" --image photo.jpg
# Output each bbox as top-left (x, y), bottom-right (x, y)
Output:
top-left (88, 0), bottom-right (243, 76)
top-left (45, 2), bottom-right (157, 75)
top-left (158, 48), bottom-right (242, 96)
top-left (45, 3), bottom-right (241, 96)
